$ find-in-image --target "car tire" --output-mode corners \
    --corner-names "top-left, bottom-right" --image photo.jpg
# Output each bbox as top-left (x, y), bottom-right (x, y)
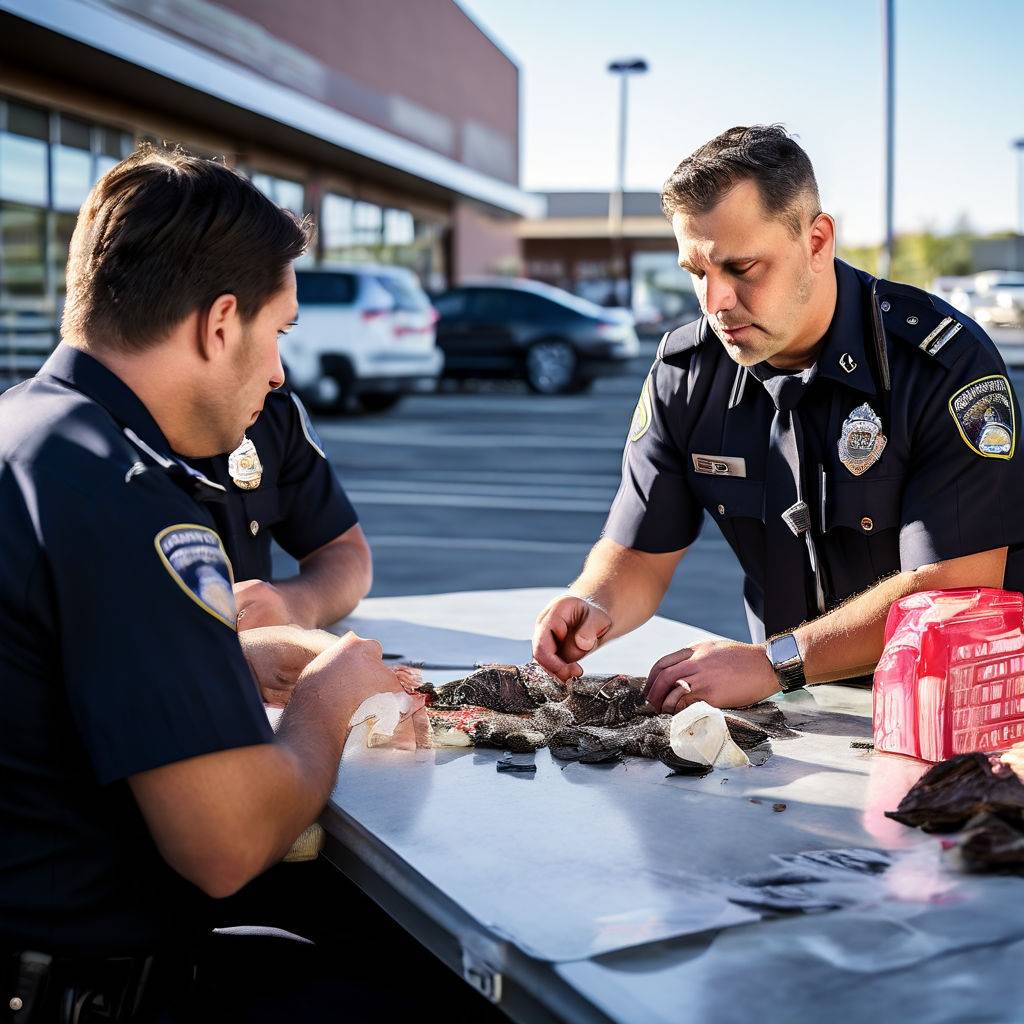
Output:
top-left (525, 340), bottom-right (577, 395)
top-left (357, 392), bottom-right (403, 414)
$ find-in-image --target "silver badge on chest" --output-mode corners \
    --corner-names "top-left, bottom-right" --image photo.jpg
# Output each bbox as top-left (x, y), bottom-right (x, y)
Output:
top-left (838, 403), bottom-right (887, 476)
top-left (228, 436), bottom-right (263, 490)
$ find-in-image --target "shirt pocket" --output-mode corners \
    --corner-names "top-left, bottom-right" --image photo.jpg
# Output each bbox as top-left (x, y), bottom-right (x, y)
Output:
top-left (240, 485), bottom-right (282, 537)
top-left (689, 474), bottom-right (766, 572)
top-left (825, 475), bottom-right (903, 585)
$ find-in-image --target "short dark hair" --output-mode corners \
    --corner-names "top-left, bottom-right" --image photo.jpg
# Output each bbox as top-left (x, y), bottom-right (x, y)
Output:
top-left (661, 125), bottom-right (821, 235)
top-left (63, 144), bottom-right (312, 352)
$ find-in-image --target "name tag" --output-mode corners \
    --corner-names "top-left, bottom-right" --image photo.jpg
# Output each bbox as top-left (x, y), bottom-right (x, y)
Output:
top-left (691, 453), bottom-right (747, 477)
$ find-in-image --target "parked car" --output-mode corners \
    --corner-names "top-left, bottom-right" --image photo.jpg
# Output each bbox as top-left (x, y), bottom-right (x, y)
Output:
top-left (969, 271), bottom-right (1024, 330)
top-left (281, 266), bottom-right (442, 413)
top-left (433, 279), bottom-right (640, 394)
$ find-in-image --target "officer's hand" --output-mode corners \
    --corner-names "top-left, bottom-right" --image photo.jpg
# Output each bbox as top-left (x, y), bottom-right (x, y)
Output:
top-left (239, 625), bottom-right (336, 707)
top-left (234, 579), bottom-right (293, 631)
top-left (298, 632), bottom-right (426, 728)
top-left (643, 640), bottom-right (781, 713)
top-left (532, 595), bottom-right (612, 682)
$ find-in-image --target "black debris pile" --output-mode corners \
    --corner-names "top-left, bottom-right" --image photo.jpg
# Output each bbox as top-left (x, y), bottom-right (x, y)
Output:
top-left (418, 663), bottom-right (785, 768)
top-left (885, 752), bottom-right (1024, 874)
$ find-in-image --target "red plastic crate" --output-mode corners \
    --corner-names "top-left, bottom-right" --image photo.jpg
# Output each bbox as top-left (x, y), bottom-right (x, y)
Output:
top-left (873, 588), bottom-right (1024, 761)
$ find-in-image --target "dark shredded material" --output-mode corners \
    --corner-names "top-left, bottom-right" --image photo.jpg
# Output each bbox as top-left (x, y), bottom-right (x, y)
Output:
top-left (419, 663), bottom-right (785, 768)
top-left (886, 752), bottom-right (1024, 875)
top-left (885, 753), bottom-right (1024, 832)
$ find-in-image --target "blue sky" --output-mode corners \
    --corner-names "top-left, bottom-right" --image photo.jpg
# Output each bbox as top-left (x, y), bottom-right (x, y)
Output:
top-left (459, 0), bottom-right (1024, 245)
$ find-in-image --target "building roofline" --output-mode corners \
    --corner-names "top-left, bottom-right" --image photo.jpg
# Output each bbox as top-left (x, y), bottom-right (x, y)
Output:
top-left (3, 0), bottom-right (542, 217)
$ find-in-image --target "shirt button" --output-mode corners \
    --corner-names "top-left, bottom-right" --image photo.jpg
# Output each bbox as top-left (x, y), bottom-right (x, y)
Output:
top-left (717, 504), bottom-right (726, 515)
top-left (250, 520), bottom-right (259, 536)
top-left (880, 300), bottom-right (891, 312)
top-left (861, 517), bottom-right (874, 532)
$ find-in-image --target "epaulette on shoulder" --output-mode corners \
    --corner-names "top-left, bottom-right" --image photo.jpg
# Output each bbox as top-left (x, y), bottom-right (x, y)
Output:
top-left (875, 278), bottom-right (968, 369)
top-left (657, 317), bottom-right (707, 365)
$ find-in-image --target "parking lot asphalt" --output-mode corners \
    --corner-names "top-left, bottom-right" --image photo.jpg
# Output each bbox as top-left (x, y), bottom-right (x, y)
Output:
top-left (275, 336), bottom-right (1024, 646)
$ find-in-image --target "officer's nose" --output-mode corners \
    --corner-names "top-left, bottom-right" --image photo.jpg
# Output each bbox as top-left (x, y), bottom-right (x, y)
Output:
top-left (269, 350), bottom-right (286, 391)
top-left (704, 273), bottom-right (737, 318)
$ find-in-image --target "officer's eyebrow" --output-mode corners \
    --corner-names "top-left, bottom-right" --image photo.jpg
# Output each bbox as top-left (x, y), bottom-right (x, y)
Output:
top-left (678, 254), bottom-right (761, 274)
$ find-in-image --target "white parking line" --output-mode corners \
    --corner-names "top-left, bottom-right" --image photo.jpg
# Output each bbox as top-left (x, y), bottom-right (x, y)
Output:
top-left (342, 469), bottom-right (622, 487)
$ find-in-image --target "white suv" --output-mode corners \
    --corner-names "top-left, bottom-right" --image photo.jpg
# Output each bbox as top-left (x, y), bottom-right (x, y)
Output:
top-left (282, 265), bottom-right (443, 413)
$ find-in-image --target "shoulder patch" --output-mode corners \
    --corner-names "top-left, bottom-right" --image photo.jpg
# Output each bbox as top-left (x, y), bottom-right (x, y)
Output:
top-left (948, 374), bottom-right (1016, 459)
top-left (154, 524), bottom-right (237, 629)
top-left (290, 392), bottom-right (326, 459)
top-left (628, 374), bottom-right (653, 443)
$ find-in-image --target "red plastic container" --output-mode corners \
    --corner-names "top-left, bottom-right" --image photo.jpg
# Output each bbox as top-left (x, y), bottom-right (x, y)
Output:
top-left (873, 588), bottom-right (1024, 762)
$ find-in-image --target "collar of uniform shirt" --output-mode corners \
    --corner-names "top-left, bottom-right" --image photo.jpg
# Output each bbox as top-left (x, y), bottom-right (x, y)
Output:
top-left (809, 258), bottom-right (877, 396)
top-left (40, 344), bottom-right (175, 458)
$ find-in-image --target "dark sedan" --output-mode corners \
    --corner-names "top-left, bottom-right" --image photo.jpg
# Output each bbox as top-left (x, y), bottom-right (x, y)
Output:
top-left (433, 280), bottom-right (640, 394)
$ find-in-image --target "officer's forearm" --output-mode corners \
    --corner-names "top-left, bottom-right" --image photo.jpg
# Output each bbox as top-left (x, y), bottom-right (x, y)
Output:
top-left (794, 547), bottom-right (1008, 684)
top-left (276, 527), bottom-right (373, 629)
top-left (569, 538), bottom-right (683, 642)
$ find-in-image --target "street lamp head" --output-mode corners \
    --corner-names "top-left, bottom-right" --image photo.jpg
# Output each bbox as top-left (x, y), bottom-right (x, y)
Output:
top-left (608, 58), bottom-right (649, 74)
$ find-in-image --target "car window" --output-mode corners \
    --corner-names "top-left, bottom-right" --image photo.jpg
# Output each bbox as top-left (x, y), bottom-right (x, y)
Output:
top-left (434, 290), bottom-right (468, 317)
top-left (467, 289), bottom-right (565, 321)
top-left (296, 272), bottom-right (358, 305)
top-left (375, 273), bottom-right (430, 311)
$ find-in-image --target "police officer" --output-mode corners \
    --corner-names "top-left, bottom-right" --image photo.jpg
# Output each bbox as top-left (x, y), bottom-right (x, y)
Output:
top-left (533, 125), bottom-right (1024, 713)
top-left (0, 146), bottom-right (419, 1020)
top-left (183, 386), bottom-right (373, 632)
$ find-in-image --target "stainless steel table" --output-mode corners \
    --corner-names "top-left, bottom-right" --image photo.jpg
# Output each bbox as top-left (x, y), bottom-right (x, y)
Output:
top-left (321, 588), bottom-right (1024, 1023)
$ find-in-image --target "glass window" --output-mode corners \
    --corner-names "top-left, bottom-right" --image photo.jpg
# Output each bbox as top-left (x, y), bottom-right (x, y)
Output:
top-left (468, 288), bottom-right (556, 321)
top-left (251, 171), bottom-right (304, 215)
top-left (383, 208), bottom-right (414, 247)
top-left (2, 102), bottom-right (51, 207)
top-left (275, 178), bottom-right (304, 216)
top-left (433, 290), bottom-right (467, 317)
top-left (52, 211), bottom-right (77, 298)
top-left (375, 272), bottom-right (429, 311)
top-left (322, 193), bottom-right (354, 253)
top-left (352, 201), bottom-right (382, 245)
top-left (52, 145), bottom-right (93, 212)
top-left (296, 271), bottom-right (358, 305)
top-left (7, 101), bottom-right (48, 141)
top-left (0, 202), bottom-right (47, 300)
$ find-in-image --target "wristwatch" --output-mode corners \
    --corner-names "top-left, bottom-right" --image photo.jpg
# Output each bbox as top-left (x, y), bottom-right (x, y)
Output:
top-left (765, 633), bottom-right (806, 693)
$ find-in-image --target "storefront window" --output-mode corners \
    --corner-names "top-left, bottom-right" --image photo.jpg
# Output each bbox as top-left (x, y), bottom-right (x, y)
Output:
top-left (322, 192), bottom-right (354, 257)
top-left (0, 100), bottom-right (49, 207)
top-left (52, 116), bottom-right (94, 212)
top-left (0, 202), bottom-right (47, 300)
top-left (251, 171), bottom-right (305, 215)
top-left (352, 201), bottom-right (382, 245)
top-left (383, 208), bottom-right (414, 246)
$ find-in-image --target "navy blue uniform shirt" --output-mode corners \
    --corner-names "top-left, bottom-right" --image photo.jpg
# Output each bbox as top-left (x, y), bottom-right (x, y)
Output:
top-left (182, 389), bottom-right (357, 583)
top-left (0, 345), bottom-right (273, 954)
top-left (604, 260), bottom-right (1024, 642)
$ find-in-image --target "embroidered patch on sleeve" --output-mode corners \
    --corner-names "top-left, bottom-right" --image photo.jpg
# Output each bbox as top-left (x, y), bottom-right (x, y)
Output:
top-left (948, 374), bottom-right (1016, 459)
top-left (154, 524), bottom-right (237, 629)
top-left (628, 374), bottom-right (653, 443)
top-left (291, 392), bottom-right (327, 459)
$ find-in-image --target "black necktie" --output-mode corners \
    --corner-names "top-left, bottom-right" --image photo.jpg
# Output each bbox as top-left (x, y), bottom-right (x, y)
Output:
top-left (761, 372), bottom-right (826, 637)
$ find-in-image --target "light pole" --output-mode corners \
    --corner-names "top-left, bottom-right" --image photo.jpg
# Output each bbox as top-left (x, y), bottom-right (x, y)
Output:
top-left (879, 0), bottom-right (895, 279)
top-left (1014, 139), bottom-right (1024, 236)
top-left (607, 57), bottom-right (648, 305)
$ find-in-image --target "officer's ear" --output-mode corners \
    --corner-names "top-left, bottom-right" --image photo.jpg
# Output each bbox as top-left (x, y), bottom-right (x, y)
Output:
top-left (807, 212), bottom-right (836, 271)
top-left (197, 293), bottom-right (241, 362)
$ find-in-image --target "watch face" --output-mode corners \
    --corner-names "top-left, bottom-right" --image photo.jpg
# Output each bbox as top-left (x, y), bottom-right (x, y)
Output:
top-left (770, 634), bottom-right (801, 668)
